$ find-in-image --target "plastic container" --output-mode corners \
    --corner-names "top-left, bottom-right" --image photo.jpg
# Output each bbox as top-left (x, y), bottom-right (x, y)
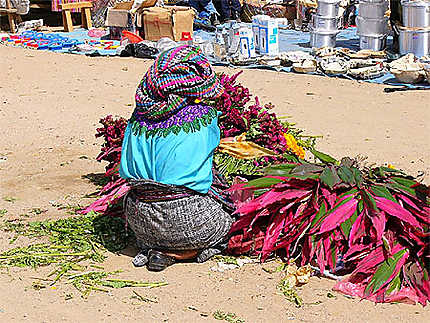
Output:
top-left (122, 30), bottom-right (144, 44)
top-left (37, 42), bottom-right (49, 50)
top-left (63, 40), bottom-right (75, 48)
top-left (48, 42), bottom-right (63, 50)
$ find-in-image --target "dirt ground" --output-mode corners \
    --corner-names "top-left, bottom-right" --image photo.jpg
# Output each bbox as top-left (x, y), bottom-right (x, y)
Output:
top-left (0, 45), bottom-right (429, 322)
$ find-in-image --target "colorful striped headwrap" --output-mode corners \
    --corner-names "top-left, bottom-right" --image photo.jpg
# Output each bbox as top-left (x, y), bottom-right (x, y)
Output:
top-left (132, 45), bottom-right (224, 124)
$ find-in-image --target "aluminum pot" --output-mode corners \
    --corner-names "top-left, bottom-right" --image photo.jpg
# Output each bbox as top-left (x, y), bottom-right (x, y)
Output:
top-left (358, 2), bottom-right (388, 19)
top-left (356, 16), bottom-right (389, 36)
top-left (310, 29), bottom-right (338, 48)
top-left (359, 34), bottom-right (387, 51)
top-left (399, 27), bottom-right (430, 56)
top-left (401, 0), bottom-right (430, 28)
top-left (311, 14), bottom-right (339, 32)
top-left (317, 0), bottom-right (340, 17)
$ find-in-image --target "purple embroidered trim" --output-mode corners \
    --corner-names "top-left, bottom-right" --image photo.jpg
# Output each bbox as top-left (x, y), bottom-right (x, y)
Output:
top-left (130, 104), bottom-right (217, 137)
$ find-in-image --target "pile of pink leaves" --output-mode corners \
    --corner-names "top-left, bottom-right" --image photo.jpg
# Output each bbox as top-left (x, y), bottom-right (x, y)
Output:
top-left (80, 73), bottom-right (429, 306)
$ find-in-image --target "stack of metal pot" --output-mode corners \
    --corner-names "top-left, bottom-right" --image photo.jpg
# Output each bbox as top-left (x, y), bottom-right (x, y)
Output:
top-left (310, 0), bottom-right (341, 48)
top-left (356, 0), bottom-right (389, 51)
top-left (399, 0), bottom-right (430, 57)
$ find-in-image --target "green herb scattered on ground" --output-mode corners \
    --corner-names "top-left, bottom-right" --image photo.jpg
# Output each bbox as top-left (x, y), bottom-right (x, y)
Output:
top-left (212, 255), bottom-right (240, 265)
top-left (326, 292), bottom-right (336, 298)
top-left (29, 208), bottom-right (47, 215)
top-left (0, 213), bottom-right (167, 297)
top-left (66, 270), bottom-right (167, 298)
top-left (278, 278), bottom-right (303, 308)
top-left (3, 197), bottom-right (17, 203)
top-left (0, 209), bottom-right (7, 216)
top-left (131, 290), bottom-right (158, 303)
top-left (59, 204), bottom-right (82, 215)
top-left (213, 310), bottom-right (245, 323)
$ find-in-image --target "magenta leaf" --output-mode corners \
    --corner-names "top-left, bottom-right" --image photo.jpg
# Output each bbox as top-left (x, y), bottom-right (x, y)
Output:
top-left (375, 197), bottom-right (421, 227)
top-left (319, 197), bottom-right (358, 233)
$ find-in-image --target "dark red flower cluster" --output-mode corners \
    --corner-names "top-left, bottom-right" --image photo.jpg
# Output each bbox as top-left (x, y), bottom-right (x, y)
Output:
top-left (95, 115), bottom-right (127, 176)
top-left (216, 72), bottom-right (289, 156)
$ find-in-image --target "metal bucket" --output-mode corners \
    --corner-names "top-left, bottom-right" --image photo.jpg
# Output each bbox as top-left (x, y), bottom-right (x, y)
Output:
top-left (310, 29), bottom-right (338, 48)
top-left (317, 0), bottom-right (340, 17)
top-left (401, 0), bottom-right (430, 28)
top-left (356, 16), bottom-right (389, 35)
top-left (358, 2), bottom-right (388, 19)
top-left (399, 27), bottom-right (430, 56)
top-left (359, 34), bottom-right (387, 50)
top-left (311, 14), bottom-right (339, 32)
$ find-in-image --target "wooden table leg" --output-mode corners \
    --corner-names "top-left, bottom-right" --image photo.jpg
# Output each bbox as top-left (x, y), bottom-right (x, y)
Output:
top-left (8, 12), bottom-right (16, 33)
top-left (81, 7), bottom-right (92, 29)
top-left (62, 10), bottom-right (73, 32)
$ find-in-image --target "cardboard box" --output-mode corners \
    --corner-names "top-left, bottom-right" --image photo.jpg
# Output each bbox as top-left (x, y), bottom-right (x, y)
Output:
top-left (105, 2), bottom-right (134, 28)
top-left (138, 6), bottom-right (195, 41)
top-left (105, 1), bottom-right (151, 40)
top-left (105, 0), bottom-right (157, 27)
top-left (259, 17), bottom-right (279, 56)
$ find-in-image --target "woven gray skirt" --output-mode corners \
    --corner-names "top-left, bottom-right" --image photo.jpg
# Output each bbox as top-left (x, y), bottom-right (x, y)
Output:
top-left (124, 179), bottom-right (234, 263)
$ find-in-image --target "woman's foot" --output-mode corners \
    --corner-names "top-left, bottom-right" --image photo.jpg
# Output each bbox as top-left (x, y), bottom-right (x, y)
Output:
top-left (147, 250), bottom-right (177, 272)
top-left (164, 249), bottom-right (199, 260)
top-left (132, 251), bottom-right (149, 267)
top-left (146, 249), bottom-right (199, 272)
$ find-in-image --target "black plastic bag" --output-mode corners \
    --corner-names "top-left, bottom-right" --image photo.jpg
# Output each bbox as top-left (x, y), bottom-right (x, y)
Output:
top-left (120, 43), bottom-right (159, 59)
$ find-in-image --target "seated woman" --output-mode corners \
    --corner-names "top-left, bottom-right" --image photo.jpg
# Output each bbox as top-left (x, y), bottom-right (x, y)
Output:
top-left (119, 45), bottom-right (233, 271)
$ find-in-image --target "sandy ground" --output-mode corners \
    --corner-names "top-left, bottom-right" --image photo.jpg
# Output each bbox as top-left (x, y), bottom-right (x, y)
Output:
top-left (0, 45), bottom-right (429, 322)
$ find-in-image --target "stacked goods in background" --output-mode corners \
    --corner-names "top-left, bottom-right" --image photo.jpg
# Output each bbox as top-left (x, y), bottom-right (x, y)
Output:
top-left (259, 15), bottom-right (279, 55)
top-left (356, 0), bottom-right (389, 51)
top-left (251, 15), bottom-right (280, 56)
top-left (105, 2), bottom-right (195, 41)
top-left (310, 0), bottom-right (341, 48)
top-left (138, 6), bottom-right (195, 41)
top-left (399, 0), bottom-right (430, 56)
top-left (105, 2), bottom-right (139, 40)
top-left (227, 22), bottom-right (253, 58)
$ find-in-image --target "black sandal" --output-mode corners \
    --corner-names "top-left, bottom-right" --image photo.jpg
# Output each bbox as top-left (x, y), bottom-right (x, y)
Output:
top-left (132, 249), bottom-right (149, 267)
top-left (147, 250), bottom-right (176, 272)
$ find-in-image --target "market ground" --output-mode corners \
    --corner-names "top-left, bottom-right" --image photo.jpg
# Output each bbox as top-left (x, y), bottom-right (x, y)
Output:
top-left (0, 46), bottom-right (429, 322)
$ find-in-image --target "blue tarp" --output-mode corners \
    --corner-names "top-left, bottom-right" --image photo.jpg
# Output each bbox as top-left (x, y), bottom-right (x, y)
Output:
top-left (6, 29), bottom-right (119, 56)
top-left (194, 26), bottom-right (430, 88)
top-left (6, 27), bottom-right (428, 88)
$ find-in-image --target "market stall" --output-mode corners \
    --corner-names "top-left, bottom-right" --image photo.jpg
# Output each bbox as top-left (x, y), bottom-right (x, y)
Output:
top-left (1, 0), bottom-right (430, 85)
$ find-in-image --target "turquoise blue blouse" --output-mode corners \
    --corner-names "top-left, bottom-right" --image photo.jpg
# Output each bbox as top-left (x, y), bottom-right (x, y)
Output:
top-left (119, 108), bottom-right (220, 194)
